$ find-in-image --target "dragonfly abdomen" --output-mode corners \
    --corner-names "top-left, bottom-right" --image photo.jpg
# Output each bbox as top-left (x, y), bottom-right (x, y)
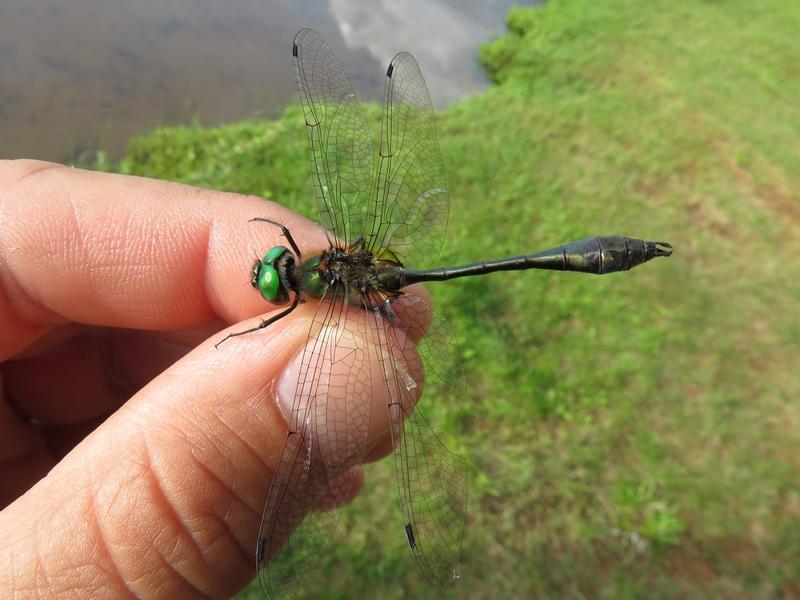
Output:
top-left (398, 235), bottom-right (673, 286)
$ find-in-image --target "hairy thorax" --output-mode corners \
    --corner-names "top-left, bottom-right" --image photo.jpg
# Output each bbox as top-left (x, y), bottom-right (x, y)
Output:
top-left (298, 239), bottom-right (405, 309)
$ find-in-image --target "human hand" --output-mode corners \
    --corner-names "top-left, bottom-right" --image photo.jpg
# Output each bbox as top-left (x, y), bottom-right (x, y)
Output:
top-left (0, 160), bottom-right (408, 597)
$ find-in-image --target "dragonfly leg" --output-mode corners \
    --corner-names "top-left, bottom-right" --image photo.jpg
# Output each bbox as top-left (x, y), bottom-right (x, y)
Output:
top-left (249, 217), bottom-right (303, 259)
top-left (214, 293), bottom-right (301, 348)
top-left (379, 297), bottom-right (399, 324)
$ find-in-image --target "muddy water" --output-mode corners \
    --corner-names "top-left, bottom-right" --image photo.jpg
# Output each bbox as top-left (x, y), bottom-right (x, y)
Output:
top-left (0, 0), bottom-right (539, 162)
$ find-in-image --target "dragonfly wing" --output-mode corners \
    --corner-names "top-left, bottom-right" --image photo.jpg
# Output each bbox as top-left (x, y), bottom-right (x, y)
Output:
top-left (369, 52), bottom-right (449, 268)
top-left (369, 296), bottom-right (468, 585)
top-left (257, 286), bottom-right (374, 598)
top-left (293, 28), bottom-right (375, 247)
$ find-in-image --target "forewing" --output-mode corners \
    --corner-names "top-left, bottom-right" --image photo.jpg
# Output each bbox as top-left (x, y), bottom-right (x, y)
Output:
top-left (369, 296), bottom-right (468, 585)
top-left (293, 29), bottom-right (375, 246)
top-left (368, 52), bottom-right (449, 268)
top-left (257, 287), bottom-right (374, 598)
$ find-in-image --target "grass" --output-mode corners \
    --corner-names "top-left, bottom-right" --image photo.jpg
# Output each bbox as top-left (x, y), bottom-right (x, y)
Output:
top-left (100, 0), bottom-right (800, 596)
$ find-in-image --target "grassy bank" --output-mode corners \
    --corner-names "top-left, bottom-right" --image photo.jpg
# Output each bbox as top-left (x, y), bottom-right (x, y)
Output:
top-left (110, 0), bottom-right (800, 597)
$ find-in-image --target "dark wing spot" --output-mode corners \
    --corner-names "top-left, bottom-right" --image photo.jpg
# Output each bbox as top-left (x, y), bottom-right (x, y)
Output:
top-left (257, 537), bottom-right (266, 563)
top-left (387, 63), bottom-right (394, 78)
top-left (405, 523), bottom-right (416, 549)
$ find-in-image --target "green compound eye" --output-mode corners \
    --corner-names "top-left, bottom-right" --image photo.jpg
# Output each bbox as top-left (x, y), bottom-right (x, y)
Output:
top-left (257, 264), bottom-right (280, 302)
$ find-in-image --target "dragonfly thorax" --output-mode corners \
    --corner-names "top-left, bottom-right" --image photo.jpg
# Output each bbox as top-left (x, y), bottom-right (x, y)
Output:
top-left (300, 240), bottom-right (405, 307)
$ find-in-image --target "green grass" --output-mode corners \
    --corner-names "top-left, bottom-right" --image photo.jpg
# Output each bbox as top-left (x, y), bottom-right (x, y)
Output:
top-left (100, 0), bottom-right (800, 596)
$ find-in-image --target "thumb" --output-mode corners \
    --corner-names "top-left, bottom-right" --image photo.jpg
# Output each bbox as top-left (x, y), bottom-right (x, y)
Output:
top-left (0, 307), bottom-right (382, 598)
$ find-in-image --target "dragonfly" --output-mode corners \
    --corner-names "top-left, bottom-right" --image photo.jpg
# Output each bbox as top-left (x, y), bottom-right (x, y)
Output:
top-left (218, 28), bottom-right (673, 598)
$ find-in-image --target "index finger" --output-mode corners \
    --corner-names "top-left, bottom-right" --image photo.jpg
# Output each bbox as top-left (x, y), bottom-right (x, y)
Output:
top-left (0, 160), bottom-right (328, 359)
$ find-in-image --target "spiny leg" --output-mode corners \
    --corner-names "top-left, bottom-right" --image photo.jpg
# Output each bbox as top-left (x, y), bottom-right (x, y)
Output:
top-left (215, 293), bottom-right (301, 348)
top-left (250, 218), bottom-right (303, 259)
top-left (377, 291), bottom-right (402, 324)
top-left (380, 299), bottom-right (399, 324)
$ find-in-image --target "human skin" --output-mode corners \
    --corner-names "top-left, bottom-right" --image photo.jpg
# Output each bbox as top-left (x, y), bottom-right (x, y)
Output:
top-left (0, 159), bottom-right (421, 598)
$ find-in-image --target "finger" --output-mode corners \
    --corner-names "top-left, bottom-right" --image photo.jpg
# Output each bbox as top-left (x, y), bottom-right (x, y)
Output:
top-left (313, 466), bottom-right (365, 512)
top-left (4, 332), bottom-right (134, 425)
top-left (0, 302), bottom-right (421, 598)
top-left (2, 293), bottom-right (431, 431)
top-left (2, 326), bottom-right (222, 472)
top-left (0, 445), bottom-right (53, 509)
top-left (392, 284), bottom-right (434, 343)
top-left (0, 159), bottom-right (329, 359)
top-left (3, 328), bottom-right (193, 425)
top-left (41, 416), bottom-right (108, 462)
top-left (0, 371), bottom-right (54, 508)
top-left (363, 432), bottom-right (394, 463)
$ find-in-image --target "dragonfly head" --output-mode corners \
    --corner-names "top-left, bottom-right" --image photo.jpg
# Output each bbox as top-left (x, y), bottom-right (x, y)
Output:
top-left (252, 245), bottom-right (296, 305)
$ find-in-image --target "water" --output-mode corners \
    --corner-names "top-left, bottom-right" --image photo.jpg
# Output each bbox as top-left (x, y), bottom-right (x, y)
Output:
top-left (0, 0), bottom-right (540, 163)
